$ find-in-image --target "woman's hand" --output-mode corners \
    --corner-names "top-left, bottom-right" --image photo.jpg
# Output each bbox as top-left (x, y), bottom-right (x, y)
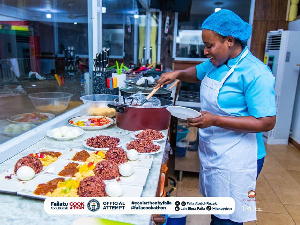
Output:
top-left (155, 71), bottom-right (179, 88)
top-left (187, 111), bottom-right (218, 129)
top-left (187, 111), bottom-right (276, 133)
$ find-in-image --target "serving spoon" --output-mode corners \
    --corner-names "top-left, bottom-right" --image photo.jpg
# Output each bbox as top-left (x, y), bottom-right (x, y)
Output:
top-left (139, 80), bottom-right (180, 106)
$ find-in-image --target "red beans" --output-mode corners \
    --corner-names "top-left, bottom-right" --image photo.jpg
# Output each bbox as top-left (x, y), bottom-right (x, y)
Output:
top-left (94, 160), bottom-right (120, 180)
top-left (105, 147), bottom-right (128, 165)
top-left (126, 139), bottom-right (160, 153)
top-left (135, 129), bottom-right (164, 140)
top-left (86, 135), bottom-right (120, 148)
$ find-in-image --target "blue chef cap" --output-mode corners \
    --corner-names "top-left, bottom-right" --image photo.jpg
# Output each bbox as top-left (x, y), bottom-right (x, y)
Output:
top-left (201, 9), bottom-right (252, 42)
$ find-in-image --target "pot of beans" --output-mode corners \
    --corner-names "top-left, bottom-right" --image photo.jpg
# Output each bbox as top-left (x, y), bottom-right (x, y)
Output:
top-left (108, 96), bottom-right (172, 131)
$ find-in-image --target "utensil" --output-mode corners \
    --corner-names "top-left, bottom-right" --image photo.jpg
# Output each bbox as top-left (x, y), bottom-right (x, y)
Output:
top-left (166, 106), bottom-right (201, 120)
top-left (139, 80), bottom-right (180, 106)
top-left (108, 98), bottom-right (173, 131)
top-left (28, 92), bottom-right (73, 114)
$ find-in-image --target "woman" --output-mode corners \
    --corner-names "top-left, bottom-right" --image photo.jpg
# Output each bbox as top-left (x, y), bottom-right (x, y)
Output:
top-left (157, 10), bottom-right (276, 224)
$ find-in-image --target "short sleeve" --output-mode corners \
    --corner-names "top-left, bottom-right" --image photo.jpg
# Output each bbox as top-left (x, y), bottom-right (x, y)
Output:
top-left (196, 59), bottom-right (211, 81)
top-left (245, 73), bottom-right (276, 118)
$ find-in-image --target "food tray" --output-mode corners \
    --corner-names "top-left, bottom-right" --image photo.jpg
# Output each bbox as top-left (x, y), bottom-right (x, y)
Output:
top-left (44, 159), bottom-right (150, 186)
top-left (17, 173), bottom-right (144, 200)
top-left (0, 147), bottom-right (66, 194)
top-left (63, 148), bottom-right (154, 168)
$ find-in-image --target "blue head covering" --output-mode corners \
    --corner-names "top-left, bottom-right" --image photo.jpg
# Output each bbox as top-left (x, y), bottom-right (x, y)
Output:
top-left (201, 9), bottom-right (252, 42)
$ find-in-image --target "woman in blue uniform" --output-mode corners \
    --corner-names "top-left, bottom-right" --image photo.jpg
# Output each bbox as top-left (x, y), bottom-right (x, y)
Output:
top-left (156, 10), bottom-right (276, 225)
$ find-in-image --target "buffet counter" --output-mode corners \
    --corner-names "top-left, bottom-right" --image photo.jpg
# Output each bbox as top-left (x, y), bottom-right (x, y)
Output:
top-left (0, 104), bottom-right (167, 225)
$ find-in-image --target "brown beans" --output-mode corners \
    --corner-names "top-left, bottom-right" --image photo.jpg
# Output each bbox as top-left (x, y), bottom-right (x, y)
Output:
top-left (86, 135), bottom-right (120, 148)
top-left (93, 160), bottom-right (120, 180)
top-left (105, 147), bottom-right (128, 165)
top-left (126, 139), bottom-right (160, 153)
top-left (135, 129), bottom-right (164, 140)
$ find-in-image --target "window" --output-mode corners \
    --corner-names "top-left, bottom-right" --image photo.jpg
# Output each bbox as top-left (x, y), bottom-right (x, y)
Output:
top-left (173, 0), bottom-right (253, 61)
top-left (0, 0), bottom-right (88, 144)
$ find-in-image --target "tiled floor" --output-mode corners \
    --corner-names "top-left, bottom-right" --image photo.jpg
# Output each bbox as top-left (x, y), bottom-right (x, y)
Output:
top-left (166, 144), bottom-right (300, 225)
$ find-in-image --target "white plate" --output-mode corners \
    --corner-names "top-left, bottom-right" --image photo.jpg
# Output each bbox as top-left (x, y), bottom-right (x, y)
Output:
top-left (17, 173), bottom-right (144, 199)
top-left (8, 112), bottom-right (55, 124)
top-left (45, 159), bottom-right (149, 187)
top-left (83, 137), bottom-right (122, 151)
top-left (17, 174), bottom-right (71, 200)
top-left (62, 149), bottom-right (97, 162)
top-left (124, 141), bottom-right (163, 155)
top-left (0, 167), bottom-right (41, 194)
top-left (68, 116), bottom-right (114, 130)
top-left (44, 159), bottom-right (82, 175)
top-left (126, 155), bottom-right (153, 169)
top-left (166, 106), bottom-right (201, 120)
top-left (0, 147), bottom-right (66, 194)
top-left (131, 130), bottom-right (166, 142)
top-left (63, 149), bottom-right (153, 169)
top-left (1, 124), bottom-right (36, 136)
top-left (103, 181), bottom-right (144, 197)
top-left (106, 167), bottom-right (150, 186)
top-left (46, 127), bottom-right (84, 141)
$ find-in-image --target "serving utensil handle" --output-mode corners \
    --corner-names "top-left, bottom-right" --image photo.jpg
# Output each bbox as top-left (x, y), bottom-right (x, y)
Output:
top-left (146, 86), bottom-right (160, 100)
top-left (168, 80), bottom-right (180, 90)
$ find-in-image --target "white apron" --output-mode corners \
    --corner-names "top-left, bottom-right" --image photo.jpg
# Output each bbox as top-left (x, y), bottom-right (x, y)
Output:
top-left (198, 49), bottom-right (257, 222)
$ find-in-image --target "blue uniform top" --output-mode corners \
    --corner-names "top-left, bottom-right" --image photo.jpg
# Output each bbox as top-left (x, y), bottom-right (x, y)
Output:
top-left (196, 47), bottom-right (276, 159)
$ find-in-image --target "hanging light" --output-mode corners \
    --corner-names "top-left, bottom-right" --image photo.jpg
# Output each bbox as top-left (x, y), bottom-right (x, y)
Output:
top-left (134, 14), bottom-right (139, 19)
top-left (46, 13), bottom-right (51, 18)
top-left (214, 2), bottom-right (223, 12)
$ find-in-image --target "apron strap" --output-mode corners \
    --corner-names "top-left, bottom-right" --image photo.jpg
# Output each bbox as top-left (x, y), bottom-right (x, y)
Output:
top-left (219, 49), bottom-right (249, 87)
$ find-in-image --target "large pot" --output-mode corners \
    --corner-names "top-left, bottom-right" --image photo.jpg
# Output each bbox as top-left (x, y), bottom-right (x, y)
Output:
top-left (108, 99), bottom-right (172, 131)
top-left (120, 86), bottom-right (172, 101)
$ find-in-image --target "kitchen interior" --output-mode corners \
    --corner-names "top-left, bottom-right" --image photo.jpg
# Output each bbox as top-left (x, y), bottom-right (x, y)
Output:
top-left (0, 0), bottom-right (300, 225)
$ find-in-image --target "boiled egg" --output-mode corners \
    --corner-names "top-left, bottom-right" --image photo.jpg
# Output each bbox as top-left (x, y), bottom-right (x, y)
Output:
top-left (8, 124), bottom-right (23, 134)
top-left (119, 163), bottom-right (134, 177)
top-left (60, 126), bottom-right (70, 137)
top-left (64, 129), bottom-right (75, 138)
top-left (105, 182), bottom-right (123, 197)
top-left (4, 125), bottom-right (13, 133)
top-left (127, 149), bottom-right (138, 161)
top-left (72, 128), bottom-right (81, 136)
top-left (52, 128), bottom-right (63, 138)
top-left (16, 166), bottom-right (35, 181)
top-left (22, 124), bottom-right (32, 131)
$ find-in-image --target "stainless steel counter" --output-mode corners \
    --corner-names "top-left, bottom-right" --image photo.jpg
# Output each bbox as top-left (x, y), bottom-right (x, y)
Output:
top-left (0, 104), bottom-right (167, 225)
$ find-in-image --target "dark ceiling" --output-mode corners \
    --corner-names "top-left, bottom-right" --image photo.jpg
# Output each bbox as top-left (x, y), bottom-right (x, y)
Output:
top-left (0, 0), bottom-right (252, 23)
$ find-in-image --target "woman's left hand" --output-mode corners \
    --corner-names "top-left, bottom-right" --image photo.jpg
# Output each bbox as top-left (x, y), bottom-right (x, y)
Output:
top-left (187, 111), bottom-right (217, 129)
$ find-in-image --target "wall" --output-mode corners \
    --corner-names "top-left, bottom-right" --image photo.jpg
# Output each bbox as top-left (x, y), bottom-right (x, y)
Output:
top-left (250, 0), bottom-right (289, 60)
top-left (288, 20), bottom-right (300, 144)
top-left (160, 11), bottom-right (175, 70)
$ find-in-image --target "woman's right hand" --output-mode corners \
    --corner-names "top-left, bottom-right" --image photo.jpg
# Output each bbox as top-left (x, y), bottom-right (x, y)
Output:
top-left (155, 70), bottom-right (180, 88)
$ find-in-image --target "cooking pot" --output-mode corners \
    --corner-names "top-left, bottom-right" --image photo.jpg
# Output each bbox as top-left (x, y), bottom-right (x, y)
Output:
top-left (120, 86), bottom-right (172, 101)
top-left (108, 98), bottom-right (172, 131)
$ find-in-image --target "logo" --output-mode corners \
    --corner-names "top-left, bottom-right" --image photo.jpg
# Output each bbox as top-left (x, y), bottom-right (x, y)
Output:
top-left (248, 190), bottom-right (256, 198)
top-left (87, 199), bottom-right (100, 212)
top-left (50, 201), bottom-right (68, 210)
top-left (70, 202), bottom-right (85, 210)
top-left (175, 201), bottom-right (180, 211)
